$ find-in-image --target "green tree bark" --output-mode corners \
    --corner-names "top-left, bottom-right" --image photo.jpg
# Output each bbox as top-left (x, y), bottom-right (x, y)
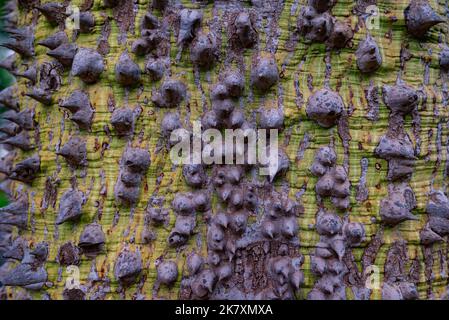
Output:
top-left (0, 0), bottom-right (448, 300)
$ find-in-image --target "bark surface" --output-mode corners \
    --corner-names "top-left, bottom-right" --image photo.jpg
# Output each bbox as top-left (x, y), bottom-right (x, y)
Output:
top-left (0, 0), bottom-right (448, 300)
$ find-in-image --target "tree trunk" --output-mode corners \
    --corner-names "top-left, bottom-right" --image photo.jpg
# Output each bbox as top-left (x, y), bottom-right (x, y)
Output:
top-left (0, 0), bottom-right (448, 300)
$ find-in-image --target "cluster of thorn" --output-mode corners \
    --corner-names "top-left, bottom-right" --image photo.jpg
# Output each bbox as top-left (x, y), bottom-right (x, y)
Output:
top-left (0, 0), bottom-right (448, 301)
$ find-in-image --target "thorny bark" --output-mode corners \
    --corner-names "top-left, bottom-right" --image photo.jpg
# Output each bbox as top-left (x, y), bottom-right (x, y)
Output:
top-left (0, 0), bottom-right (448, 300)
